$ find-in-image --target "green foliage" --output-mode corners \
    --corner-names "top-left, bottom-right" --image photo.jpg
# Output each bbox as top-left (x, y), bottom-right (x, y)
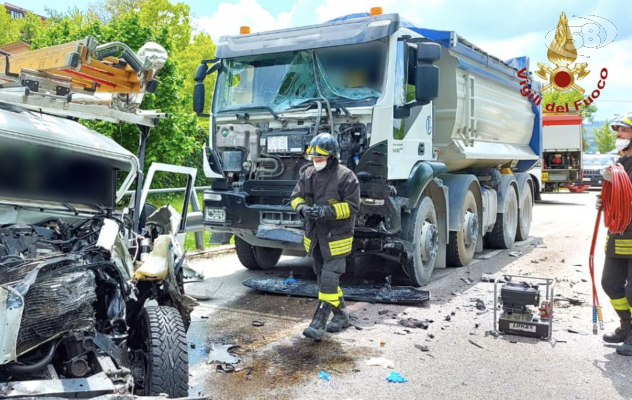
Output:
top-left (0, 1), bottom-right (216, 189)
top-left (594, 120), bottom-right (616, 154)
top-left (542, 89), bottom-right (597, 123)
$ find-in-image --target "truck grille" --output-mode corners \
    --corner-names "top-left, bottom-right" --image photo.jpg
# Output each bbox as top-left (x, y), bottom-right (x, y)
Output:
top-left (261, 211), bottom-right (302, 227)
top-left (583, 169), bottom-right (602, 177)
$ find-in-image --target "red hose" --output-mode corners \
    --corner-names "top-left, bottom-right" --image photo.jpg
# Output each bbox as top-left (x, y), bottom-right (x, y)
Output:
top-left (589, 163), bottom-right (632, 332)
top-left (601, 163), bottom-right (632, 234)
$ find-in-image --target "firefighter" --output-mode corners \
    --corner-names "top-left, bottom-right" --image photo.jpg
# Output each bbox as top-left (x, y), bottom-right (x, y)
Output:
top-left (597, 112), bottom-right (632, 356)
top-left (290, 132), bottom-right (360, 341)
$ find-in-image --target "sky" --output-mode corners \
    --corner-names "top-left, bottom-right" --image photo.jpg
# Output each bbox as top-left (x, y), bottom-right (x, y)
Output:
top-left (8, 0), bottom-right (632, 121)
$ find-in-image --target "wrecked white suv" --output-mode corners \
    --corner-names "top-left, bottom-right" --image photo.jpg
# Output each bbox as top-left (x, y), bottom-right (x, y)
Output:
top-left (0, 101), bottom-right (199, 399)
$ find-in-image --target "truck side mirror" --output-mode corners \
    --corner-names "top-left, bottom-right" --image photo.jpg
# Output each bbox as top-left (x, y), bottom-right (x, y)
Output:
top-left (193, 59), bottom-right (219, 117)
top-left (415, 42), bottom-right (441, 104)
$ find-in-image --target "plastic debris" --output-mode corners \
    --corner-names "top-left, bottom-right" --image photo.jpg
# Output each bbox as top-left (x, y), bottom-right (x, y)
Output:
top-left (207, 343), bottom-right (240, 365)
top-left (398, 318), bottom-right (430, 329)
top-left (318, 370), bottom-right (330, 381)
top-left (366, 357), bottom-right (394, 369)
top-left (252, 320), bottom-right (264, 327)
top-left (386, 371), bottom-right (407, 383)
top-left (283, 271), bottom-right (297, 285)
top-left (415, 344), bottom-right (430, 352)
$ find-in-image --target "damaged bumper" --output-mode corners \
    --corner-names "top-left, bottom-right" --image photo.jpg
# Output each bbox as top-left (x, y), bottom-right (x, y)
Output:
top-left (0, 373), bottom-right (207, 399)
top-left (0, 285), bottom-right (24, 365)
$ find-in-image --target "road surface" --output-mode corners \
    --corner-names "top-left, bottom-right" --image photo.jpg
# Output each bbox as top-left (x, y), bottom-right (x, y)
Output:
top-left (184, 191), bottom-right (631, 400)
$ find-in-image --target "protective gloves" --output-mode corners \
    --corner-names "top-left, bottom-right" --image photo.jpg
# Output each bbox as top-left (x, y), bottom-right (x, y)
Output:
top-left (306, 205), bottom-right (326, 220)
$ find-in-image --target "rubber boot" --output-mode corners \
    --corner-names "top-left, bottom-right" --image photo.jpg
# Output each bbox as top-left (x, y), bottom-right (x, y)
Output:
top-left (326, 297), bottom-right (351, 333)
top-left (617, 329), bottom-right (632, 356)
top-left (603, 309), bottom-right (632, 343)
top-left (303, 301), bottom-right (334, 341)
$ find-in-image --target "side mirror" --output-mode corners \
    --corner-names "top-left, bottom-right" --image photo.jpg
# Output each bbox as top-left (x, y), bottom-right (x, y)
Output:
top-left (415, 42), bottom-right (441, 104)
top-left (193, 59), bottom-right (220, 117)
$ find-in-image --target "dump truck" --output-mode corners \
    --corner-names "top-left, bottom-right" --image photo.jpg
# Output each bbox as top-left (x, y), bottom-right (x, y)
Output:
top-left (194, 10), bottom-right (542, 287)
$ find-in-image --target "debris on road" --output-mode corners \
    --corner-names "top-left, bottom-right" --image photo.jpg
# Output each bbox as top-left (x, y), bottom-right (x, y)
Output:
top-left (475, 299), bottom-right (486, 311)
top-left (485, 330), bottom-right (500, 338)
top-left (217, 363), bottom-right (236, 373)
top-left (386, 371), bottom-right (408, 383)
top-left (354, 325), bottom-right (364, 331)
top-left (318, 371), bottom-right (330, 381)
top-left (444, 315), bottom-right (451, 322)
top-left (366, 357), bottom-right (395, 369)
top-left (461, 277), bottom-right (474, 285)
top-left (207, 343), bottom-right (241, 365)
top-left (379, 310), bottom-right (390, 315)
top-left (469, 339), bottom-right (484, 349)
top-left (398, 318), bottom-right (431, 329)
top-left (428, 333), bottom-right (435, 339)
top-left (283, 272), bottom-right (297, 285)
top-left (509, 251), bottom-right (523, 257)
top-left (415, 344), bottom-right (430, 352)
top-left (531, 260), bottom-right (540, 264)
top-left (481, 274), bottom-right (508, 283)
top-left (252, 320), bottom-right (265, 327)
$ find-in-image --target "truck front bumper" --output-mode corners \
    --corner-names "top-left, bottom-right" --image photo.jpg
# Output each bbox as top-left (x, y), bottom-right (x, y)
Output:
top-left (202, 190), bottom-right (305, 250)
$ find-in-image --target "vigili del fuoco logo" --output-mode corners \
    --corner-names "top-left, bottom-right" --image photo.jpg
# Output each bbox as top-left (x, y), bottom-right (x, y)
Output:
top-left (516, 12), bottom-right (616, 111)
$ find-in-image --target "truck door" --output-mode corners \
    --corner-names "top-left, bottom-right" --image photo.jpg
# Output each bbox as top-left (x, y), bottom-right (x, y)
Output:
top-left (388, 40), bottom-right (434, 180)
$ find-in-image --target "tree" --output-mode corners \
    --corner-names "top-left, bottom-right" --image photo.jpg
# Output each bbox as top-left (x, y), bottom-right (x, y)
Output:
top-left (542, 89), bottom-right (597, 122)
top-left (594, 120), bottom-right (616, 154)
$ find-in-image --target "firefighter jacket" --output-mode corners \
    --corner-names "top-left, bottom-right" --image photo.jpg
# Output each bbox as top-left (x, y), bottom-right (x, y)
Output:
top-left (290, 159), bottom-right (360, 260)
top-left (606, 155), bottom-right (632, 258)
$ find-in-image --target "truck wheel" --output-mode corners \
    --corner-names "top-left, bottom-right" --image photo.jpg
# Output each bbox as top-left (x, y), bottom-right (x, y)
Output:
top-left (402, 196), bottom-right (439, 287)
top-left (447, 190), bottom-right (478, 267)
top-left (130, 306), bottom-right (189, 398)
top-left (488, 185), bottom-right (518, 249)
top-left (235, 237), bottom-right (282, 270)
top-left (516, 183), bottom-right (533, 241)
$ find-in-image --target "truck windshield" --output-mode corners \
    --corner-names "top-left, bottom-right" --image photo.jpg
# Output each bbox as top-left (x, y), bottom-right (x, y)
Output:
top-left (212, 40), bottom-right (387, 114)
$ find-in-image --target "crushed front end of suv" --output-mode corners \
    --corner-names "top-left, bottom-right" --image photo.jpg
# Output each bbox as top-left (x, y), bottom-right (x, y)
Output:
top-left (0, 103), bottom-right (198, 399)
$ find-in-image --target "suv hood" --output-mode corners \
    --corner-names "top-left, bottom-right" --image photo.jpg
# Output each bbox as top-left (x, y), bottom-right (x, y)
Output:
top-left (0, 105), bottom-right (139, 202)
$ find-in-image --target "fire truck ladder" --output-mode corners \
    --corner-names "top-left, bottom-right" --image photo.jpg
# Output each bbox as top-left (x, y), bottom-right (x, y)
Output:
top-left (0, 36), bottom-right (165, 127)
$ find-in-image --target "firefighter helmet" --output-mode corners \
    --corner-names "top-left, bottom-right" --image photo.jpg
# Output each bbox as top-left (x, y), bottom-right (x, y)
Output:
top-left (306, 133), bottom-right (339, 158)
top-left (611, 112), bottom-right (632, 131)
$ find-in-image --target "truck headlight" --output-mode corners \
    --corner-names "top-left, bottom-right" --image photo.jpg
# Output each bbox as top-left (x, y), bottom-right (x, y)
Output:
top-left (205, 207), bottom-right (226, 223)
top-left (361, 198), bottom-right (385, 206)
top-left (204, 192), bottom-right (222, 201)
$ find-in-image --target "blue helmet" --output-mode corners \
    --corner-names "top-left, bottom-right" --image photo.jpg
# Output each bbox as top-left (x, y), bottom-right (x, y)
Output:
top-left (306, 133), bottom-right (339, 158)
top-left (611, 112), bottom-right (632, 131)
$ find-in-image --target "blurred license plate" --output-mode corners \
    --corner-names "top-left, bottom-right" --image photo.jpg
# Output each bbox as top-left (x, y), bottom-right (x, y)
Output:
top-left (541, 172), bottom-right (549, 182)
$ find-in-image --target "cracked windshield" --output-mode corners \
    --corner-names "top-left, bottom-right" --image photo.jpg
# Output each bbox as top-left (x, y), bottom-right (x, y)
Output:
top-left (213, 41), bottom-right (387, 114)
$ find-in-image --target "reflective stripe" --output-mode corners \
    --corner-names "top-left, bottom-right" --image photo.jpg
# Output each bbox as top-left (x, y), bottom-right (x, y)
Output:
top-left (318, 291), bottom-right (340, 307)
top-left (615, 248), bottom-right (632, 255)
top-left (330, 237), bottom-right (353, 256)
top-left (291, 197), bottom-right (306, 210)
top-left (315, 145), bottom-right (330, 156)
top-left (333, 202), bottom-right (350, 219)
top-left (303, 236), bottom-right (311, 253)
top-left (624, 116), bottom-right (632, 126)
top-left (611, 297), bottom-right (630, 311)
top-left (337, 286), bottom-right (343, 297)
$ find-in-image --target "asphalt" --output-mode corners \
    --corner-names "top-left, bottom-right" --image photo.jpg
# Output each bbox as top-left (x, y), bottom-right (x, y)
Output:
top-left (184, 190), bottom-right (632, 400)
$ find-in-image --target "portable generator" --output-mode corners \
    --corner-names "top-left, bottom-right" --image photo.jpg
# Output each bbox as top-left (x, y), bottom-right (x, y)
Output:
top-left (493, 275), bottom-right (555, 339)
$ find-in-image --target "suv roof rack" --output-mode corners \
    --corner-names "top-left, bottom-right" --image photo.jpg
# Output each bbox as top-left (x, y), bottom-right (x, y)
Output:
top-left (0, 36), bottom-right (167, 127)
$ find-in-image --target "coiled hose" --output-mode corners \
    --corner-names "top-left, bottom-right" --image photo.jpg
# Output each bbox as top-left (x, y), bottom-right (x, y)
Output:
top-left (589, 163), bottom-right (632, 334)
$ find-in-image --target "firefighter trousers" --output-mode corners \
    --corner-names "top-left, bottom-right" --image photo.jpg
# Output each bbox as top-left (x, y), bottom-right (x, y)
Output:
top-left (602, 256), bottom-right (632, 311)
top-left (312, 241), bottom-right (346, 307)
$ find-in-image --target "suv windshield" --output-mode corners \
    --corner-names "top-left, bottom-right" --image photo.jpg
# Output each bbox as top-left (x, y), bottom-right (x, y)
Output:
top-left (212, 40), bottom-right (387, 114)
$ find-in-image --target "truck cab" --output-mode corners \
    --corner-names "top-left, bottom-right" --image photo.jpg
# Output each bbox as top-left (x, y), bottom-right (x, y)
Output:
top-left (195, 11), bottom-right (541, 286)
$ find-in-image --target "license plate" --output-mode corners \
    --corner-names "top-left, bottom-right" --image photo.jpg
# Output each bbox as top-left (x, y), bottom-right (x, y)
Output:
top-left (541, 172), bottom-right (548, 182)
top-left (509, 323), bottom-right (537, 333)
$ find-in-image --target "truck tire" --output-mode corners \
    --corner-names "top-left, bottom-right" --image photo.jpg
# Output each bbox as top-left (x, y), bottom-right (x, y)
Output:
top-left (446, 189), bottom-right (478, 267)
top-left (402, 196), bottom-right (439, 287)
top-left (131, 306), bottom-right (189, 398)
top-left (235, 237), bottom-right (282, 270)
top-left (488, 185), bottom-right (518, 249)
top-left (516, 183), bottom-right (533, 241)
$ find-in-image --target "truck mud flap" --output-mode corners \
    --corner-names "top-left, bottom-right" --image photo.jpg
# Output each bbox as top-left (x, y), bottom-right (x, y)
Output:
top-left (242, 277), bottom-right (430, 305)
